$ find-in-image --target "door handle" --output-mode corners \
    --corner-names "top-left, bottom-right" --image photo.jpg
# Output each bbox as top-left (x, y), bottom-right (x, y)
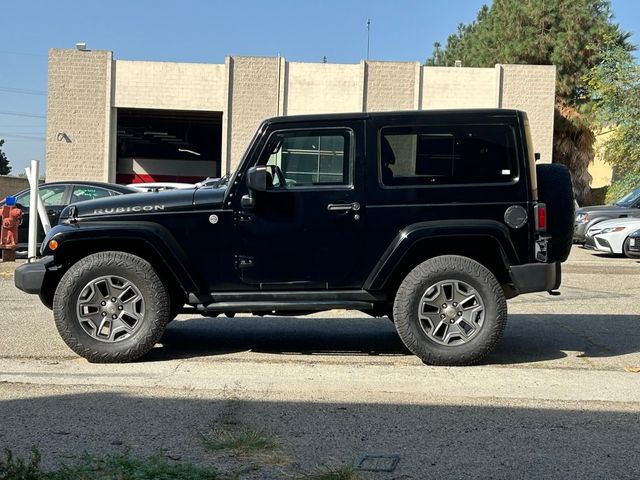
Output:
top-left (327, 202), bottom-right (360, 212)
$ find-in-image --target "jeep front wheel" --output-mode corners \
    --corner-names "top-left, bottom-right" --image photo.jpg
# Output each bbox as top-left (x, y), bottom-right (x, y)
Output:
top-left (53, 251), bottom-right (170, 363)
top-left (393, 255), bottom-right (507, 366)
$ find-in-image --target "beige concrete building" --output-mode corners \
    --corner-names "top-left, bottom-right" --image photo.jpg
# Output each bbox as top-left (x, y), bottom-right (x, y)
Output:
top-left (46, 49), bottom-right (556, 184)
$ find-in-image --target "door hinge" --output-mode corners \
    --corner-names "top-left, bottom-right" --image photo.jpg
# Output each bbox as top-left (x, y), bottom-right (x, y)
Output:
top-left (234, 212), bottom-right (254, 225)
top-left (235, 255), bottom-right (254, 269)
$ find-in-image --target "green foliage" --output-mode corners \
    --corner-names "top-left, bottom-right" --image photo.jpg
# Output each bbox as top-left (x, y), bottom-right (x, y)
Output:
top-left (0, 139), bottom-right (11, 176)
top-left (426, 0), bottom-right (631, 100)
top-left (0, 448), bottom-right (221, 480)
top-left (0, 448), bottom-right (42, 480)
top-left (200, 427), bottom-right (278, 453)
top-left (605, 170), bottom-right (640, 204)
top-left (584, 36), bottom-right (640, 198)
top-left (297, 465), bottom-right (361, 480)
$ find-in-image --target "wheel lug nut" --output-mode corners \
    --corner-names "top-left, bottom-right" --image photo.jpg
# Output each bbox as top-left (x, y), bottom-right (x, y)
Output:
top-left (449, 319), bottom-right (455, 323)
top-left (111, 297), bottom-right (117, 302)
top-left (118, 305), bottom-right (123, 310)
top-left (442, 303), bottom-right (447, 308)
top-left (440, 314), bottom-right (446, 319)
top-left (101, 301), bottom-right (106, 306)
top-left (112, 314), bottom-right (117, 319)
top-left (458, 311), bottom-right (463, 316)
top-left (453, 302), bottom-right (457, 307)
top-left (101, 312), bottom-right (107, 317)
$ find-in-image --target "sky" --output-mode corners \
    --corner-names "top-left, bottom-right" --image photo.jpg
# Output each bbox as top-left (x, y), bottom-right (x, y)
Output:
top-left (1, 0), bottom-right (639, 174)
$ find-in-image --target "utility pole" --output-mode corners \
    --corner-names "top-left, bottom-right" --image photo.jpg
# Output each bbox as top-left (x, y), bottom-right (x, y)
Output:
top-left (366, 19), bottom-right (371, 60)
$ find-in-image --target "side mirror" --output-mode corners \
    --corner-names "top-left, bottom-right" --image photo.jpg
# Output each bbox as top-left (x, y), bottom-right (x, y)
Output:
top-left (246, 166), bottom-right (268, 192)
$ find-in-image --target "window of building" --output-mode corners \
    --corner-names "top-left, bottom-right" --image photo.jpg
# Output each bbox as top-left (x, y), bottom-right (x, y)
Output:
top-left (380, 124), bottom-right (518, 186)
top-left (264, 130), bottom-right (351, 188)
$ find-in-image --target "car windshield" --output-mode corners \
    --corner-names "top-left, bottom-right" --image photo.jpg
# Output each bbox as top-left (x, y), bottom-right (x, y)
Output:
top-left (615, 187), bottom-right (640, 207)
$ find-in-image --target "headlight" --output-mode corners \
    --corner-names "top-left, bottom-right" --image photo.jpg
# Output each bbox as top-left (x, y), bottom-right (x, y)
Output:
top-left (600, 227), bottom-right (626, 234)
top-left (575, 213), bottom-right (590, 223)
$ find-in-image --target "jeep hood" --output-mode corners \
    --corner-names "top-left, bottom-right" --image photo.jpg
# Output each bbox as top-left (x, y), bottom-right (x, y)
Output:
top-left (61, 188), bottom-right (206, 221)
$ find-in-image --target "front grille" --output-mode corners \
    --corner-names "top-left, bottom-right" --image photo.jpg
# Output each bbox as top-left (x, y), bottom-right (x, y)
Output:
top-left (595, 236), bottom-right (612, 252)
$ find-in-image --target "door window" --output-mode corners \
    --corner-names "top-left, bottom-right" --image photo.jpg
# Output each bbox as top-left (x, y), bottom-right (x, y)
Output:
top-left (264, 130), bottom-right (351, 188)
top-left (16, 185), bottom-right (67, 207)
top-left (70, 186), bottom-right (113, 203)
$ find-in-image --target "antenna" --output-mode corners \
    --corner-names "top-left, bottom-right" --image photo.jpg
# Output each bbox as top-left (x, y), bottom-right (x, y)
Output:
top-left (366, 19), bottom-right (371, 60)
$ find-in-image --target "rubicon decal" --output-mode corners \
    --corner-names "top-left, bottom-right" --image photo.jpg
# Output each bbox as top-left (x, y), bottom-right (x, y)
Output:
top-left (92, 205), bottom-right (166, 214)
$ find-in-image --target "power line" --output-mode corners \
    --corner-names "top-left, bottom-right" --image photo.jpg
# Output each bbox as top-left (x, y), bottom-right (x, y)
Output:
top-left (0, 86), bottom-right (46, 96)
top-left (0, 50), bottom-right (46, 58)
top-left (0, 133), bottom-right (45, 140)
top-left (0, 111), bottom-right (46, 119)
top-left (0, 125), bottom-right (46, 128)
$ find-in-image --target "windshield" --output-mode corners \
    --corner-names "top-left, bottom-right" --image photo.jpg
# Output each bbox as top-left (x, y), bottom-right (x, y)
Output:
top-left (616, 187), bottom-right (640, 207)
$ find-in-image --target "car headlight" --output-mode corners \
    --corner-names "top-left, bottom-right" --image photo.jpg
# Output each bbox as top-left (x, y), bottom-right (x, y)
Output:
top-left (575, 213), bottom-right (590, 223)
top-left (600, 227), bottom-right (625, 234)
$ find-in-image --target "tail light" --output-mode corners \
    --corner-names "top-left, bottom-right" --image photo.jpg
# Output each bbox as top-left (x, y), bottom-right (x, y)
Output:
top-left (535, 203), bottom-right (547, 232)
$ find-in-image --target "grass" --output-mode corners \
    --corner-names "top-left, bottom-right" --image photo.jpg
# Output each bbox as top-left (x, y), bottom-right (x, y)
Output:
top-left (200, 427), bottom-right (278, 454)
top-left (296, 465), bottom-right (361, 480)
top-left (0, 448), bottom-right (221, 480)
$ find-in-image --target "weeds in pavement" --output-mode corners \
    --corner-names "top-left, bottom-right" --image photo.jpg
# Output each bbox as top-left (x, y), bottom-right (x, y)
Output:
top-left (0, 448), bottom-right (221, 480)
top-left (296, 464), bottom-right (361, 480)
top-left (200, 427), bottom-right (278, 454)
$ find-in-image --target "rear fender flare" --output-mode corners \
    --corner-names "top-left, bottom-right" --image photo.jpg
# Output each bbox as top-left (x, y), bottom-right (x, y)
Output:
top-left (363, 219), bottom-right (519, 291)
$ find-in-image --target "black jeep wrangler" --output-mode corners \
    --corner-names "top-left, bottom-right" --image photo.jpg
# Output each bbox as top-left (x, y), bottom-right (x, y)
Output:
top-left (15, 109), bottom-right (574, 366)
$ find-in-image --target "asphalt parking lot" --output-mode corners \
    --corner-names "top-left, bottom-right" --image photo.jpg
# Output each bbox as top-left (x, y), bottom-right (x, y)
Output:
top-left (0, 246), bottom-right (638, 479)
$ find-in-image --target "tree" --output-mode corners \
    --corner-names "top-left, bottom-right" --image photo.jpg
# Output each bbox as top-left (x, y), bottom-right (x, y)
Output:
top-left (426, 0), bottom-right (633, 204)
top-left (0, 139), bottom-right (11, 176)
top-left (583, 37), bottom-right (640, 202)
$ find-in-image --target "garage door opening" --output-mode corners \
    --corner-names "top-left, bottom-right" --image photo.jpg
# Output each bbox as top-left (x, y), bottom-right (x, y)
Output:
top-left (116, 108), bottom-right (222, 184)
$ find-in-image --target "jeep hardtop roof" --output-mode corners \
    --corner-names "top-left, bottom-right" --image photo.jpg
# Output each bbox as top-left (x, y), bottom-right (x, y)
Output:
top-left (263, 108), bottom-right (524, 125)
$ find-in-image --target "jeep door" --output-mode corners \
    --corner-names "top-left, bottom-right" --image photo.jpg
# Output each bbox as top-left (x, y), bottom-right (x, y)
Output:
top-left (233, 121), bottom-right (367, 289)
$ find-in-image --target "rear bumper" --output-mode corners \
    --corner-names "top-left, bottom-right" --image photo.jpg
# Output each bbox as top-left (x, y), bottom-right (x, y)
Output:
top-left (14, 256), bottom-right (53, 294)
top-left (509, 262), bottom-right (560, 295)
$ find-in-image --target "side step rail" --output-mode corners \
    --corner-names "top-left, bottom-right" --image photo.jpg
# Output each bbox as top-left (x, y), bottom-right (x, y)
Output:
top-left (199, 300), bottom-right (375, 314)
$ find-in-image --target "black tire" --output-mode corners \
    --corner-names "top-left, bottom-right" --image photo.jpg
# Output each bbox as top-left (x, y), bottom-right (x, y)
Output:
top-left (53, 251), bottom-right (170, 363)
top-left (623, 237), bottom-right (632, 258)
top-left (536, 163), bottom-right (575, 262)
top-left (393, 255), bottom-right (507, 366)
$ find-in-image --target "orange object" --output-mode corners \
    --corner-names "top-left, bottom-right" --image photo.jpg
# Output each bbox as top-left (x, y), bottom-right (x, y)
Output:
top-left (1, 204), bottom-right (23, 249)
top-left (48, 239), bottom-right (59, 251)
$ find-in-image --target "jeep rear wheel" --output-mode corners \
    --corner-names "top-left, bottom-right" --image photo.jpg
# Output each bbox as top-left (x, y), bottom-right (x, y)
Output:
top-left (393, 255), bottom-right (507, 366)
top-left (53, 251), bottom-right (170, 363)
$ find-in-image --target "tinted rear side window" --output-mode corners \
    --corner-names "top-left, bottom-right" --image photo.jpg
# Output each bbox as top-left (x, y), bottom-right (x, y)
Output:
top-left (380, 124), bottom-right (518, 186)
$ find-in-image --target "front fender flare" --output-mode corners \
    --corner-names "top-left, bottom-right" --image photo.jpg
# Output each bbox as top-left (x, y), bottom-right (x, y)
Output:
top-left (42, 221), bottom-right (200, 293)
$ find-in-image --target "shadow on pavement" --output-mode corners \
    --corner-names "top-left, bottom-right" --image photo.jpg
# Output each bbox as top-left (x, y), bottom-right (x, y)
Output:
top-left (148, 314), bottom-right (640, 365)
top-left (0, 390), bottom-right (637, 479)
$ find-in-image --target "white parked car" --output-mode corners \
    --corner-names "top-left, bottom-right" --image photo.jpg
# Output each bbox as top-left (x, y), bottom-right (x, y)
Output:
top-left (127, 182), bottom-right (195, 192)
top-left (585, 217), bottom-right (640, 257)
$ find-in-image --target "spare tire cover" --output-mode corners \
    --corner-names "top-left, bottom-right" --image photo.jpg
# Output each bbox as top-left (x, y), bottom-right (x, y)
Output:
top-left (536, 163), bottom-right (575, 262)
